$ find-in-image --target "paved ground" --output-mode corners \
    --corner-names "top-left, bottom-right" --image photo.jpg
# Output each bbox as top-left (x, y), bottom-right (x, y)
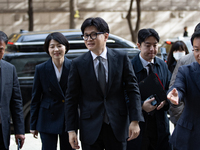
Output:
top-left (9, 132), bottom-right (82, 150)
top-left (9, 120), bottom-right (174, 150)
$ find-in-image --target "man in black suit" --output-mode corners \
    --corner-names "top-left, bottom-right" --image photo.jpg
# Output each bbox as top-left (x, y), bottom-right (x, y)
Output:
top-left (127, 28), bottom-right (172, 150)
top-left (65, 17), bottom-right (144, 150)
top-left (0, 31), bottom-right (25, 150)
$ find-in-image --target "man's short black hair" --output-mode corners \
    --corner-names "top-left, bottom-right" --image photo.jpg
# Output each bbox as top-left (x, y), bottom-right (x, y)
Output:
top-left (44, 32), bottom-right (70, 55)
top-left (191, 31), bottom-right (200, 46)
top-left (194, 23), bottom-right (200, 32)
top-left (0, 31), bottom-right (8, 44)
top-left (138, 28), bottom-right (160, 44)
top-left (81, 17), bottom-right (109, 34)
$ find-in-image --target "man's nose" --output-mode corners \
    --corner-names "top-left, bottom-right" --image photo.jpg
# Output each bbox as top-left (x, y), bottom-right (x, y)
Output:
top-left (150, 45), bottom-right (154, 50)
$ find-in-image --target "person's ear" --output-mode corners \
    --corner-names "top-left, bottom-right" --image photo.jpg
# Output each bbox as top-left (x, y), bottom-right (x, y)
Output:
top-left (137, 43), bottom-right (141, 51)
top-left (104, 33), bottom-right (109, 41)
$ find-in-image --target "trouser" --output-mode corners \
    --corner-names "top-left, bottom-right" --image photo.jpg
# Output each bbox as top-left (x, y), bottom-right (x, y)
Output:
top-left (0, 124), bottom-right (8, 150)
top-left (40, 131), bottom-right (73, 150)
top-left (81, 123), bottom-right (126, 150)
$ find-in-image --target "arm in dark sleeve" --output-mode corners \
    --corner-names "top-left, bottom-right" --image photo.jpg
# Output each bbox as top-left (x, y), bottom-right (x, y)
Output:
top-left (123, 54), bottom-right (144, 122)
top-left (30, 65), bottom-right (42, 130)
top-left (10, 66), bottom-right (25, 135)
top-left (168, 66), bottom-right (186, 105)
top-left (65, 60), bottom-right (80, 131)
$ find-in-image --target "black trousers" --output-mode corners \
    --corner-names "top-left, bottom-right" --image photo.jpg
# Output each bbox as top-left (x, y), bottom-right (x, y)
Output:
top-left (140, 114), bottom-right (158, 150)
top-left (81, 123), bottom-right (126, 150)
top-left (40, 131), bottom-right (74, 150)
top-left (127, 114), bottom-right (158, 150)
top-left (0, 124), bottom-right (8, 150)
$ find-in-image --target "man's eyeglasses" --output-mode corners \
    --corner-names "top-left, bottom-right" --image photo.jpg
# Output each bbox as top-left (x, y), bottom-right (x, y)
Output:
top-left (81, 32), bottom-right (104, 41)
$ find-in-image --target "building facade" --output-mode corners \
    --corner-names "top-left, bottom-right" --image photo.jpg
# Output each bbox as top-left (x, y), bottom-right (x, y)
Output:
top-left (0, 0), bottom-right (199, 43)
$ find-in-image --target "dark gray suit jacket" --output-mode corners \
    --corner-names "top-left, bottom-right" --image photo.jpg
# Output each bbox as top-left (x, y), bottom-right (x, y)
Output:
top-left (65, 48), bottom-right (144, 145)
top-left (0, 59), bottom-right (24, 149)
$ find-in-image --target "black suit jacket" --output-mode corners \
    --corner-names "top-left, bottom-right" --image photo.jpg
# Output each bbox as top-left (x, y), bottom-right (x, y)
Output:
top-left (0, 60), bottom-right (24, 149)
top-left (130, 54), bottom-right (172, 150)
top-left (30, 57), bottom-right (78, 134)
top-left (65, 48), bottom-right (144, 145)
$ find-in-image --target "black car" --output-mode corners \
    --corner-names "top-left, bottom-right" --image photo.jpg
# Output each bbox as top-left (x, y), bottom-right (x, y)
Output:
top-left (6, 29), bottom-right (139, 59)
top-left (4, 29), bottom-right (140, 132)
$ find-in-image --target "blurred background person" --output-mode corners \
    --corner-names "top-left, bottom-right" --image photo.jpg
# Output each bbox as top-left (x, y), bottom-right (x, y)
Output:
top-left (167, 30), bottom-right (200, 150)
top-left (183, 26), bottom-right (188, 37)
top-left (30, 32), bottom-right (77, 150)
top-left (167, 41), bottom-right (189, 73)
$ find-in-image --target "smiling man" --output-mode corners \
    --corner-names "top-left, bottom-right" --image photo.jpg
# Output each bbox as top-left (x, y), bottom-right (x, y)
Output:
top-left (127, 28), bottom-right (172, 150)
top-left (65, 17), bottom-right (144, 150)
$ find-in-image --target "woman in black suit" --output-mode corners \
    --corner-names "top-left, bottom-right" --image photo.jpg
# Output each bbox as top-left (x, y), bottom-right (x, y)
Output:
top-left (30, 32), bottom-right (75, 150)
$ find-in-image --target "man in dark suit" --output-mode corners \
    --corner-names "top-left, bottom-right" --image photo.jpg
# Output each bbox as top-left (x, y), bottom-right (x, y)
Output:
top-left (167, 31), bottom-right (200, 150)
top-left (0, 31), bottom-right (25, 150)
top-left (65, 17), bottom-right (144, 150)
top-left (168, 22), bottom-right (200, 126)
top-left (127, 28), bottom-right (172, 150)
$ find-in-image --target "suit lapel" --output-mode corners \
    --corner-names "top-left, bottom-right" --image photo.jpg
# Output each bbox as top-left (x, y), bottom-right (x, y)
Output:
top-left (59, 57), bottom-right (71, 94)
top-left (107, 48), bottom-right (117, 94)
top-left (190, 62), bottom-right (200, 91)
top-left (45, 58), bottom-right (63, 97)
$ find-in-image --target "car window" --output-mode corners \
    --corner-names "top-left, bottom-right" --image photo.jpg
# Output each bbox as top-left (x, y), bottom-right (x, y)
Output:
top-left (8, 54), bottom-right (50, 77)
top-left (21, 34), bottom-right (48, 42)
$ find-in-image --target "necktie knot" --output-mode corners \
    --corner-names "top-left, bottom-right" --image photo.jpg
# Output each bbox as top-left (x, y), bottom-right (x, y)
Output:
top-left (97, 56), bottom-right (102, 62)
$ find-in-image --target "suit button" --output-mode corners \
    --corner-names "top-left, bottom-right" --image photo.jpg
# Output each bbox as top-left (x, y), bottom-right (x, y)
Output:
top-left (48, 88), bottom-right (52, 91)
top-left (51, 113), bottom-right (54, 115)
top-left (62, 100), bottom-right (65, 103)
top-left (53, 99), bottom-right (56, 102)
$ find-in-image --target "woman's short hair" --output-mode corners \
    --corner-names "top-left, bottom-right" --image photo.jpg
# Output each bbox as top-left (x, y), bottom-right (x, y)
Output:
top-left (44, 32), bottom-right (70, 55)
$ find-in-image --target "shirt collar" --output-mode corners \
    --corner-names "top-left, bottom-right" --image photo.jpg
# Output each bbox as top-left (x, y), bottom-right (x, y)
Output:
top-left (90, 47), bottom-right (107, 60)
top-left (139, 53), bottom-right (154, 68)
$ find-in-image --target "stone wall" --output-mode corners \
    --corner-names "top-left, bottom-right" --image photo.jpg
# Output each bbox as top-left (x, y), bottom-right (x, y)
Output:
top-left (0, 0), bottom-right (199, 43)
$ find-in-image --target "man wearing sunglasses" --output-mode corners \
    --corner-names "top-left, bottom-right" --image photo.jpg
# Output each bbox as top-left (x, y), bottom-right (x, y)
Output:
top-left (65, 17), bottom-right (144, 150)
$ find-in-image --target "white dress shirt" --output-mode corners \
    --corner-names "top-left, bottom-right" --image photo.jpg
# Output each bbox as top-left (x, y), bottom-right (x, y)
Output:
top-left (139, 54), bottom-right (154, 76)
top-left (52, 61), bottom-right (63, 82)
